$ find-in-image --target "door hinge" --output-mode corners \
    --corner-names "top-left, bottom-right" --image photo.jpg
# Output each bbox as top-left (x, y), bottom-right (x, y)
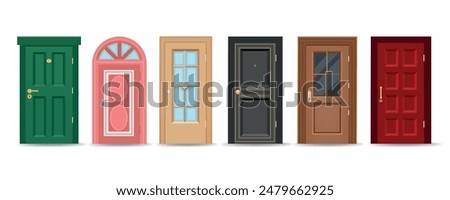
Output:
top-left (205, 121), bottom-right (207, 128)
top-left (205, 54), bottom-right (207, 62)
top-left (423, 120), bottom-right (425, 128)
top-left (348, 82), bottom-right (350, 89)
top-left (348, 109), bottom-right (350, 116)
top-left (423, 54), bottom-right (425, 62)
top-left (275, 54), bottom-right (278, 62)
top-left (72, 87), bottom-right (74, 94)
top-left (72, 58), bottom-right (74, 64)
top-left (275, 120), bottom-right (278, 128)
top-left (72, 117), bottom-right (74, 124)
top-left (348, 55), bottom-right (350, 62)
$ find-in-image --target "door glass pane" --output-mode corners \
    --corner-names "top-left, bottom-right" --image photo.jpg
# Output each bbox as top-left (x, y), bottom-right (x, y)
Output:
top-left (172, 50), bottom-right (199, 122)
top-left (108, 43), bottom-right (118, 56)
top-left (125, 50), bottom-right (139, 60)
top-left (186, 67), bottom-right (197, 85)
top-left (327, 74), bottom-right (341, 96)
top-left (314, 52), bottom-right (326, 73)
top-left (328, 52), bottom-right (340, 74)
top-left (174, 107), bottom-right (184, 121)
top-left (121, 43), bottom-right (131, 56)
top-left (174, 87), bottom-right (185, 107)
top-left (186, 51), bottom-right (198, 66)
top-left (186, 87), bottom-right (198, 107)
top-left (186, 108), bottom-right (198, 121)
top-left (313, 52), bottom-right (341, 96)
top-left (99, 50), bottom-right (113, 60)
top-left (314, 75), bottom-right (326, 96)
top-left (174, 51), bottom-right (184, 65)
top-left (174, 68), bottom-right (184, 86)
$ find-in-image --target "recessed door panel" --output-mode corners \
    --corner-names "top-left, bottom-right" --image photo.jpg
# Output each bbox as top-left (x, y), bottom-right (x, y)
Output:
top-left (160, 37), bottom-right (212, 144)
top-left (93, 37), bottom-right (146, 144)
top-left (298, 37), bottom-right (357, 144)
top-left (228, 37), bottom-right (282, 144)
top-left (371, 37), bottom-right (431, 143)
top-left (19, 37), bottom-right (80, 144)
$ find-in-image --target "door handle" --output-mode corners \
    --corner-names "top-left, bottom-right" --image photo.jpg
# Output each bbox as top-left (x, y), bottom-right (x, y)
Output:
top-left (235, 89), bottom-right (241, 95)
top-left (379, 86), bottom-right (383, 103)
top-left (307, 89), bottom-right (312, 103)
top-left (27, 88), bottom-right (39, 93)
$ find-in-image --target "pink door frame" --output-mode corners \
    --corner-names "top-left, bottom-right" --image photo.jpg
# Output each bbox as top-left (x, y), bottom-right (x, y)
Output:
top-left (92, 37), bottom-right (146, 144)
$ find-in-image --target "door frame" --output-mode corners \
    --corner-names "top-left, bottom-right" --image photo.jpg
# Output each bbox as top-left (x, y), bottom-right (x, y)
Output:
top-left (298, 37), bottom-right (357, 143)
top-left (159, 37), bottom-right (212, 144)
top-left (228, 37), bottom-right (283, 144)
top-left (371, 37), bottom-right (431, 143)
top-left (18, 36), bottom-right (80, 143)
top-left (92, 37), bottom-right (147, 144)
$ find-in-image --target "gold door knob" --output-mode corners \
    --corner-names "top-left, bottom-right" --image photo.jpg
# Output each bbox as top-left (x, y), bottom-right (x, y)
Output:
top-left (46, 58), bottom-right (52, 64)
top-left (27, 94), bottom-right (32, 99)
top-left (27, 88), bottom-right (39, 93)
top-left (235, 89), bottom-right (241, 95)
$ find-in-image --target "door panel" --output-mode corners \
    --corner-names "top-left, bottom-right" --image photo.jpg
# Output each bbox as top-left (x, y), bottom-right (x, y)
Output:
top-left (298, 38), bottom-right (357, 144)
top-left (228, 37), bottom-right (282, 144)
top-left (19, 37), bottom-right (80, 144)
top-left (371, 37), bottom-right (431, 143)
top-left (93, 37), bottom-right (146, 144)
top-left (160, 37), bottom-right (212, 144)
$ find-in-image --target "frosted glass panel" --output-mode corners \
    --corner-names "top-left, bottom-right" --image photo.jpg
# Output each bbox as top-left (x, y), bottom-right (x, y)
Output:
top-left (99, 50), bottom-right (113, 60)
top-left (186, 51), bottom-right (198, 66)
top-left (174, 107), bottom-right (184, 121)
top-left (186, 108), bottom-right (198, 121)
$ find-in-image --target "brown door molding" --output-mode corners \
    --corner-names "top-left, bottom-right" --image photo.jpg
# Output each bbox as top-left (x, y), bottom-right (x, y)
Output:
top-left (298, 37), bottom-right (357, 144)
top-left (160, 37), bottom-right (212, 144)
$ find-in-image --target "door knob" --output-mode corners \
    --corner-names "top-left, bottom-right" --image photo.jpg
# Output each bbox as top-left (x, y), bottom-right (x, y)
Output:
top-left (379, 86), bottom-right (383, 103)
top-left (27, 88), bottom-right (39, 93)
top-left (235, 89), bottom-right (241, 95)
top-left (46, 58), bottom-right (52, 64)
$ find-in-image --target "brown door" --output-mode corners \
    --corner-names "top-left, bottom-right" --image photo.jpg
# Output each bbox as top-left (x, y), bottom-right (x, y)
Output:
top-left (298, 37), bottom-right (357, 144)
top-left (160, 37), bottom-right (212, 144)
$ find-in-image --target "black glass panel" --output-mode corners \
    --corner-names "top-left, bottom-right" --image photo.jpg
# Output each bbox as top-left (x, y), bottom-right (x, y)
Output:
top-left (314, 52), bottom-right (326, 73)
top-left (327, 74), bottom-right (341, 96)
top-left (328, 52), bottom-right (340, 75)
top-left (314, 75), bottom-right (326, 96)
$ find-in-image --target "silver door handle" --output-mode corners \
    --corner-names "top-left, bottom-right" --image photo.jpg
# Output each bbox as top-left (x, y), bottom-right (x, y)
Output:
top-left (307, 90), bottom-right (312, 103)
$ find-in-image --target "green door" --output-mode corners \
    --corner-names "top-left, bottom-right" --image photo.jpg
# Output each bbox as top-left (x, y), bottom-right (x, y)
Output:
top-left (18, 37), bottom-right (80, 143)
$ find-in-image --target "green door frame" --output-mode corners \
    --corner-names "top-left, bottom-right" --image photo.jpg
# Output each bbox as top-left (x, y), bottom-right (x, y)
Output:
top-left (18, 37), bottom-right (81, 143)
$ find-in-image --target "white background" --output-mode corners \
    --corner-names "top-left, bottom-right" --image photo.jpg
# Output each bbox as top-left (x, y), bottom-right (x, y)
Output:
top-left (0, 0), bottom-right (448, 199)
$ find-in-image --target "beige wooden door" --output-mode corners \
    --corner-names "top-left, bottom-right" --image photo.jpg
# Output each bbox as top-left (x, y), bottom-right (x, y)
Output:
top-left (160, 37), bottom-right (212, 144)
top-left (299, 38), bottom-right (356, 143)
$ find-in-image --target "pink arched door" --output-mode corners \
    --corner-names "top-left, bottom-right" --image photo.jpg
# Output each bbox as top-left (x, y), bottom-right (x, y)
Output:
top-left (93, 37), bottom-right (146, 144)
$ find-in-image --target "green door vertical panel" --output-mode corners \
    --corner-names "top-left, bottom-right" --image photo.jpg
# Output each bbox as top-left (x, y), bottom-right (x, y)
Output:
top-left (19, 37), bottom-right (80, 144)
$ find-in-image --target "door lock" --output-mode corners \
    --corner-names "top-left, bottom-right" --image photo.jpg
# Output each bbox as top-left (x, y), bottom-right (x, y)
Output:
top-left (46, 58), bottom-right (52, 64)
top-left (27, 94), bottom-right (32, 99)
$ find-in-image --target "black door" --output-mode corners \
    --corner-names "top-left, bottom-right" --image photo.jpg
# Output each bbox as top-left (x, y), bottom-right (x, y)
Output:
top-left (228, 37), bottom-right (283, 143)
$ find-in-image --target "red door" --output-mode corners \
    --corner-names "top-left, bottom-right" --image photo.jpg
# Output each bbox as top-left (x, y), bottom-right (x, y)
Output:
top-left (371, 37), bottom-right (431, 143)
top-left (93, 37), bottom-right (146, 144)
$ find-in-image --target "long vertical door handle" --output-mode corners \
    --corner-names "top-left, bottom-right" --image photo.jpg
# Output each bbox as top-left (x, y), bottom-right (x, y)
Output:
top-left (307, 89), bottom-right (312, 103)
top-left (379, 86), bottom-right (383, 103)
